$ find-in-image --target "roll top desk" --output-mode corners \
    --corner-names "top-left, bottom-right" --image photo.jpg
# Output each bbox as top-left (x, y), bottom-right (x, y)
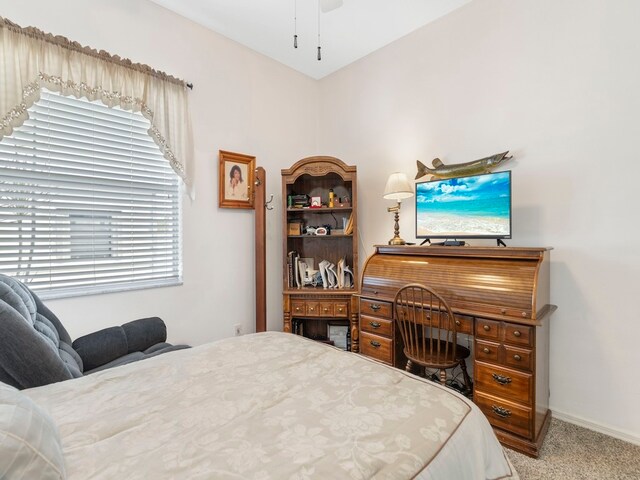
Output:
top-left (357, 245), bottom-right (556, 457)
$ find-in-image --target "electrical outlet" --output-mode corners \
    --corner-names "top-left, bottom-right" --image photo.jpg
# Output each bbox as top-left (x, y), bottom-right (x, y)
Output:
top-left (234, 324), bottom-right (242, 336)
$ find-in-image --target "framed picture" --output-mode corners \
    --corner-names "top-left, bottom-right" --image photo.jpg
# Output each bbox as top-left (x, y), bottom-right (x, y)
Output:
top-left (218, 150), bottom-right (255, 209)
top-left (328, 324), bottom-right (349, 351)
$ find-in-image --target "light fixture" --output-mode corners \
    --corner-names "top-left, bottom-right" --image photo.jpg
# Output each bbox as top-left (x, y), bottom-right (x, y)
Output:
top-left (383, 172), bottom-right (414, 245)
top-left (293, 0), bottom-right (344, 61)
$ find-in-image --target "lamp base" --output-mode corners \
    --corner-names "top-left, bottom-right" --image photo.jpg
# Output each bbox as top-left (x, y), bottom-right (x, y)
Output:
top-left (388, 236), bottom-right (406, 245)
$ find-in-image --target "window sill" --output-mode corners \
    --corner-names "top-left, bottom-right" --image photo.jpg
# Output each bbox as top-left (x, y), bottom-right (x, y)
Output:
top-left (37, 278), bottom-right (183, 301)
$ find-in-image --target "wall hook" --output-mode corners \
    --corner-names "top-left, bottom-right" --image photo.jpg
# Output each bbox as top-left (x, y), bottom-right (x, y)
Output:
top-left (265, 194), bottom-right (274, 210)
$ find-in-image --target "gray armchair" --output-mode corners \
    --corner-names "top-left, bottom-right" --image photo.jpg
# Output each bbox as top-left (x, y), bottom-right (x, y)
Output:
top-left (0, 274), bottom-right (189, 389)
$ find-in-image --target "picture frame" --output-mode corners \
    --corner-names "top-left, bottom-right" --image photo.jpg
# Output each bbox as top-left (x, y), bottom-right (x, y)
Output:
top-left (328, 324), bottom-right (349, 351)
top-left (218, 150), bottom-right (255, 209)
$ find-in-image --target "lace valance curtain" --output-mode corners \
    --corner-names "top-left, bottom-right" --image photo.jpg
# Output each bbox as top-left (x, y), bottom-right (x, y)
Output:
top-left (0, 17), bottom-right (193, 196)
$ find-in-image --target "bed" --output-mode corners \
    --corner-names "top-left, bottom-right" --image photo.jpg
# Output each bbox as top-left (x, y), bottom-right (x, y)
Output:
top-left (18, 332), bottom-right (517, 479)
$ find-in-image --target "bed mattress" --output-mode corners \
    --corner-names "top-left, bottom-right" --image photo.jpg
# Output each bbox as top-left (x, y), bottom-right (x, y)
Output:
top-left (26, 332), bottom-right (517, 479)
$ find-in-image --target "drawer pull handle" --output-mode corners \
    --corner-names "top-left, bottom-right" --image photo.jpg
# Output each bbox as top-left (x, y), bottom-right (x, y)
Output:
top-left (370, 340), bottom-right (381, 348)
top-left (483, 347), bottom-right (490, 354)
top-left (491, 405), bottom-right (512, 418)
top-left (455, 320), bottom-right (461, 326)
top-left (513, 330), bottom-right (521, 337)
top-left (483, 325), bottom-right (491, 331)
top-left (295, 307), bottom-right (301, 312)
top-left (323, 308), bottom-right (329, 313)
top-left (492, 373), bottom-right (512, 385)
top-left (369, 321), bottom-right (381, 329)
top-left (370, 304), bottom-right (381, 312)
top-left (513, 354), bottom-right (522, 361)
top-left (309, 307), bottom-right (314, 312)
top-left (338, 308), bottom-right (344, 313)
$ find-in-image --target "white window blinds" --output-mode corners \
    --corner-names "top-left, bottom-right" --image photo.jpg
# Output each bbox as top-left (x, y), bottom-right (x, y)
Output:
top-left (0, 90), bottom-right (181, 298)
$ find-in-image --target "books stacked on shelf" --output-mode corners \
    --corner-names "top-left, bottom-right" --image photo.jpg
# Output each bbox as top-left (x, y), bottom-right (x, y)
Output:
top-left (287, 251), bottom-right (299, 288)
top-left (344, 213), bottom-right (354, 235)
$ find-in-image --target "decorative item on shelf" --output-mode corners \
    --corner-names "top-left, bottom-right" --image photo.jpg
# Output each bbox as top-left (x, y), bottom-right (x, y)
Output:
top-left (338, 196), bottom-right (350, 207)
top-left (305, 226), bottom-right (317, 235)
top-left (415, 150), bottom-right (513, 180)
top-left (310, 196), bottom-right (322, 208)
top-left (315, 227), bottom-right (328, 236)
top-left (291, 194), bottom-right (310, 208)
top-left (328, 189), bottom-right (335, 208)
top-left (383, 172), bottom-right (414, 245)
top-left (288, 222), bottom-right (303, 236)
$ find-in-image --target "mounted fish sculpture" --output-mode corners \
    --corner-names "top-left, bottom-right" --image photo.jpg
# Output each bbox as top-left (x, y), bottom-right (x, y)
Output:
top-left (415, 151), bottom-right (513, 180)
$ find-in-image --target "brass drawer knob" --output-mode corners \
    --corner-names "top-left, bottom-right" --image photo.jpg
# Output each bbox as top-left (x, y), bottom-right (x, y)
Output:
top-left (369, 321), bottom-right (381, 329)
top-left (483, 347), bottom-right (490, 354)
top-left (513, 354), bottom-right (522, 361)
top-left (491, 405), bottom-right (512, 418)
top-left (295, 307), bottom-right (301, 312)
top-left (513, 330), bottom-right (521, 337)
top-left (309, 307), bottom-right (314, 312)
top-left (483, 325), bottom-right (491, 331)
top-left (338, 308), bottom-right (344, 313)
top-left (370, 340), bottom-right (381, 348)
top-left (492, 373), bottom-right (512, 385)
top-left (323, 308), bottom-right (329, 313)
top-left (455, 320), bottom-right (461, 326)
top-left (370, 304), bottom-right (381, 312)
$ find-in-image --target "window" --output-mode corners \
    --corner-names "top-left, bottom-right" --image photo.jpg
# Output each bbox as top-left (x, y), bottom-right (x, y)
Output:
top-left (0, 90), bottom-right (182, 298)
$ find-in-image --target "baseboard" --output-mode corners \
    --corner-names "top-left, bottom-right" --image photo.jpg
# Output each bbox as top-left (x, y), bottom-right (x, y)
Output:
top-left (552, 409), bottom-right (640, 446)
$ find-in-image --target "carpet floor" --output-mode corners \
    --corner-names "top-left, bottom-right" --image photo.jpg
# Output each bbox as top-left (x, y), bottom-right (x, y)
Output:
top-left (505, 418), bottom-right (640, 479)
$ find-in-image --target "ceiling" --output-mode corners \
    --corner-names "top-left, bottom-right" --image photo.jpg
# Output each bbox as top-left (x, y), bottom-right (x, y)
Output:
top-left (148, 0), bottom-right (472, 79)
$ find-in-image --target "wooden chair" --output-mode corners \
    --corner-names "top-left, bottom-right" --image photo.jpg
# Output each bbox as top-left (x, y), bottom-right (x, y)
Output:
top-left (394, 283), bottom-right (472, 392)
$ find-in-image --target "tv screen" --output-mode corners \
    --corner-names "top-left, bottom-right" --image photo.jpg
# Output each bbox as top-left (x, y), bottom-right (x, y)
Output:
top-left (415, 171), bottom-right (511, 239)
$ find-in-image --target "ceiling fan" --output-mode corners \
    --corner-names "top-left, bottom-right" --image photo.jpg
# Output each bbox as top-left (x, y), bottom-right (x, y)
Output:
top-left (320, 0), bottom-right (344, 13)
top-left (293, 0), bottom-right (344, 60)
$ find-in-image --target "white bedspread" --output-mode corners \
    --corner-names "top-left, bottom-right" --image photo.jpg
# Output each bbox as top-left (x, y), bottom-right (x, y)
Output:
top-left (26, 332), bottom-right (516, 479)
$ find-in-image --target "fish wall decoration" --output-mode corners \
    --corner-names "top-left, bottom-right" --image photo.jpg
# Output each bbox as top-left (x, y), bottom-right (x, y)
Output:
top-left (416, 151), bottom-right (513, 180)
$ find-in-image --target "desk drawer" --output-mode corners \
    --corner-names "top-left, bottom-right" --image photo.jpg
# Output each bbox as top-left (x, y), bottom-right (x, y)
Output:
top-left (504, 324), bottom-right (534, 347)
top-left (475, 361), bottom-right (533, 405)
top-left (476, 339), bottom-right (500, 363)
top-left (476, 318), bottom-right (500, 341)
top-left (360, 331), bottom-right (393, 365)
top-left (360, 298), bottom-right (392, 318)
top-left (453, 314), bottom-right (474, 335)
top-left (504, 345), bottom-right (534, 372)
top-left (361, 314), bottom-right (393, 337)
top-left (475, 391), bottom-right (533, 439)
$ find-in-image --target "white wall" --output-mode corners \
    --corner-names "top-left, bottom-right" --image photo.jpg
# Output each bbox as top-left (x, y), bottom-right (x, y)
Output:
top-left (0, 0), bottom-right (319, 342)
top-left (318, 0), bottom-right (640, 441)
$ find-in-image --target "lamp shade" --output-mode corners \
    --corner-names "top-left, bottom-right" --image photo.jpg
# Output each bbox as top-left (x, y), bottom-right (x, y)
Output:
top-left (383, 172), bottom-right (414, 201)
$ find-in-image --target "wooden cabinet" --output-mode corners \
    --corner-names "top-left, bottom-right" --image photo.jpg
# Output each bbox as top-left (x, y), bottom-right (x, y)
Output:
top-left (281, 156), bottom-right (359, 351)
top-left (357, 245), bottom-right (556, 457)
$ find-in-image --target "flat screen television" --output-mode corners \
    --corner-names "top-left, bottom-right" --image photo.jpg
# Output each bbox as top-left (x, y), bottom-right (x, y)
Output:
top-left (415, 171), bottom-right (511, 240)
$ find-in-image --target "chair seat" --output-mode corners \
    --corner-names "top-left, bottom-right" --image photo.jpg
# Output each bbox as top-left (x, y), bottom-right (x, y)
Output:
top-left (404, 339), bottom-right (470, 368)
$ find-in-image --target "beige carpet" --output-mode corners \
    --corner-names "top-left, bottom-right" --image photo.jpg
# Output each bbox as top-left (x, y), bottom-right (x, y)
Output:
top-left (505, 418), bottom-right (640, 479)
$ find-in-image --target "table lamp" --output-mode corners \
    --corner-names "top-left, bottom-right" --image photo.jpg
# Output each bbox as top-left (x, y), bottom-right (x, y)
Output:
top-left (383, 172), bottom-right (414, 245)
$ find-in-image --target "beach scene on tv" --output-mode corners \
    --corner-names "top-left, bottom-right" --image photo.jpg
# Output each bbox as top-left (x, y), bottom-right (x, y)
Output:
top-left (416, 172), bottom-right (511, 238)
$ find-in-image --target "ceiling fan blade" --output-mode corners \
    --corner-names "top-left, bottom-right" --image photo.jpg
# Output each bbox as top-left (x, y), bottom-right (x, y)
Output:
top-left (320, 0), bottom-right (343, 13)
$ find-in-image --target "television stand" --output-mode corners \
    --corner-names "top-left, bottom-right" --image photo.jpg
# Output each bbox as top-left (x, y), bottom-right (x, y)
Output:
top-left (420, 239), bottom-right (466, 246)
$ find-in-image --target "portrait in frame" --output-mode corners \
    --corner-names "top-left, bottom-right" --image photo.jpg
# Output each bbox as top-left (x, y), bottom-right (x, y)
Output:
top-left (218, 150), bottom-right (255, 209)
